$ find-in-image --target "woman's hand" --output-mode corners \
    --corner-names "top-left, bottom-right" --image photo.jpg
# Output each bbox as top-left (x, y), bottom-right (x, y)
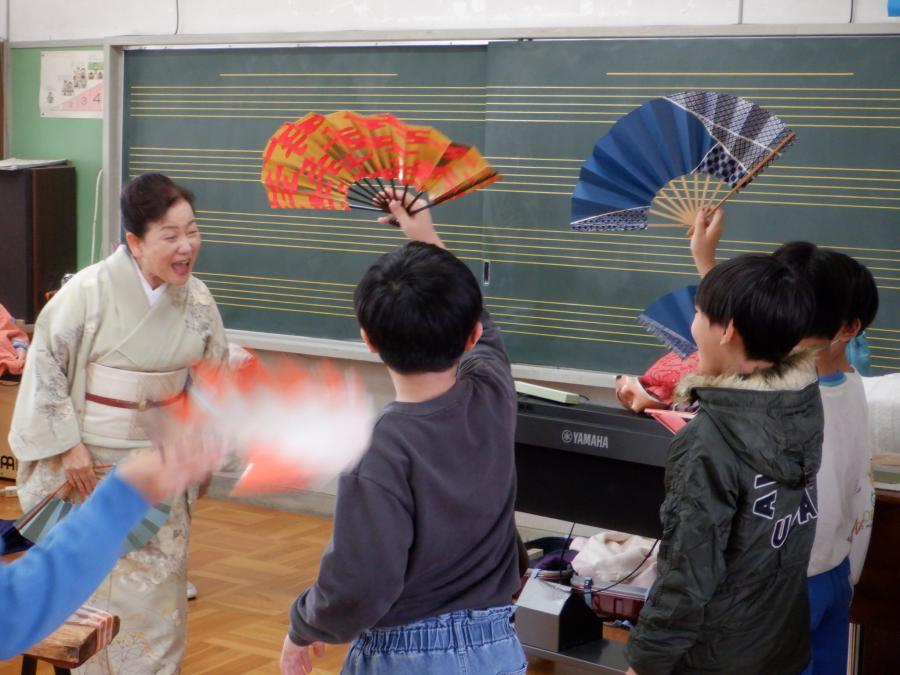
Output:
top-left (61, 442), bottom-right (98, 501)
top-left (117, 434), bottom-right (224, 505)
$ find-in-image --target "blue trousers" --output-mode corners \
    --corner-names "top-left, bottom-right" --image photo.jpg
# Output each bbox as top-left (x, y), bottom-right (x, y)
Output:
top-left (341, 605), bottom-right (527, 675)
top-left (801, 557), bottom-right (852, 675)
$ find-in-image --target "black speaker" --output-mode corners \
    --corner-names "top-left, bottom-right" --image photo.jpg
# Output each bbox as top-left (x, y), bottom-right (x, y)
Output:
top-left (0, 164), bottom-right (77, 323)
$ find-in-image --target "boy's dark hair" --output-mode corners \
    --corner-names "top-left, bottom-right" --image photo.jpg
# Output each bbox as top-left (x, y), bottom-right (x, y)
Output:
top-left (354, 242), bottom-right (483, 374)
top-left (696, 253), bottom-right (814, 364)
top-left (772, 241), bottom-right (851, 340)
top-left (833, 253), bottom-right (879, 333)
top-left (120, 173), bottom-right (195, 239)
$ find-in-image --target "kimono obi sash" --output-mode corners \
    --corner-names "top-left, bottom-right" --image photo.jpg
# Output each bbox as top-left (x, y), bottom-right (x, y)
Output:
top-left (83, 363), bottom-right (189, 442)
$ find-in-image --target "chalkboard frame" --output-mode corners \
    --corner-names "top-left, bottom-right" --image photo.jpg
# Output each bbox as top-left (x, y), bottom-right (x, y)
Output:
top-left (102, 25), bottom-right (900, 384)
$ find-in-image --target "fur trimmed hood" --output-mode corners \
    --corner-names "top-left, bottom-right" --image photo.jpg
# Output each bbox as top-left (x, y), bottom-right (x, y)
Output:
top-left (675, 348), bottom-right (822, 486)
top-left (674, 348), bottom-right (818, 403)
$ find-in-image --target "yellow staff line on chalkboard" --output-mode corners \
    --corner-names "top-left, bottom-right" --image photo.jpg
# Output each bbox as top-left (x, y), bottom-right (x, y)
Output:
top-left (870, 327), bottom-right (900, 334)
top-left (131, 105), bottom-right (494, 115)
top-left (199, 223), bottom-right (707, 264)
top-left (129, 174), bottom-right (258, 182)
top-left (486, 306), bottom-right (636, 321)
top-left (867, 353), bottom-right (900, 361)
top-left (130, 84), bottom-right (900, 92)
top-left (131, 164), bottom-right (900, 200)
top-left (199, 269), bottom-right (643, 313)
top-left (203, 280), bottom-right (641, 320)
top-left (129, 96), bottom-right (900, 110)
top-left (732, 197), bottom-right (900, 212)
top-left (484, 158), bottom-right (900, 174)
top-left (193, 209), bottom-right (900, 256)
top-left (606, 72), bottom-right (855, 76)
top-left (208, 286), bottom-right (646, 332)
top-left (128, 92), bottom-right (900, 103)
top-left (216, 300), bottom-right (355, 319)
top-left (194, 208), bottom-right (900, 256)
top-left (866, 336), bottom-right (900, 345)
top-left (758, 174), bottom-right (900, 183)
top-left (200, 224), bottom-right (900, 273)
top-left (219, 73), bottom-right (399, 77)
top-left (495, 326), bottom-right (660, 348)
top-left (131, 160), bottom-right (261, 168)
top-left (129, 114), bottom-right (487, 122)
top-left (202, 237), bottom-right (700, 276)
top-left (130, 146), bottom-right (259, 153)
top-left (129, 98), bottom-right (900, 112)
top-left (197, 217), bottom-right (703, 259)
top-left (131, 153), bottom-right (263, 161)
top-left (483, 186), bottom-right (900, 212)
top-left (198, 270), bottom-right (356, 287)
top-left (201, 229), bottom-right (701, 269)
top-left (202, 280), bottom-right (353, 296)
top-left (869, 345), bottom-right (900, 353)
top-left (210, 291), bottom-right (350, 312)
top-left (127, 103), bottom-right (900, 121)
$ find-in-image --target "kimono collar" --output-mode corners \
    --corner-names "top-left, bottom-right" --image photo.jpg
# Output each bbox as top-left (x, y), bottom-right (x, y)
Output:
top-left (123, 245), bottom-right (169, 306)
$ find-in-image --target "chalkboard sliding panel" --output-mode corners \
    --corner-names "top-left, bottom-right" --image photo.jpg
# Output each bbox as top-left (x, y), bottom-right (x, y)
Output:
top-left (115, 35), bottom-right (900, 378)
top-left (483, 36), bottom-right (900, 376)
top-left (122, 43), bottom-right (489, 342)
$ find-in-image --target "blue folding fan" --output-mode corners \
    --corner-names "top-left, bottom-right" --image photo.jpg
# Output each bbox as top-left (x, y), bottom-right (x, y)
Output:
top-left (638, 285), bottom-right (697, 359)
top-left (571, 92), bottom-right (795, 231)
top-left (15, 475), bottom-right (172, 556)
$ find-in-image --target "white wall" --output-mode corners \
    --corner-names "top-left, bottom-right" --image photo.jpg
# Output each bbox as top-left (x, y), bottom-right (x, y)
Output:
top-left (7, 0), bottom-right (900, 43)
top-left (0, 0), bottom-right (8, 41)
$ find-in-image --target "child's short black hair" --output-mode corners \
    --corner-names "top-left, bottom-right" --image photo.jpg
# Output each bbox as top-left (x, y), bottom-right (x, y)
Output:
top-left (354, 242), bottom-right (483, 374)
top-left (695, 253), bottom-right (814, 364)
top-left (834, 253), bottom-right (879, 332)
top-left (772, 241), bottom-right (851, 340)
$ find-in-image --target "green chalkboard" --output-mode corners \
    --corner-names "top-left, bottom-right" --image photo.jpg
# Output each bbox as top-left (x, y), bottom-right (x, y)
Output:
top-left (122, 37), bottom-right (900, 376)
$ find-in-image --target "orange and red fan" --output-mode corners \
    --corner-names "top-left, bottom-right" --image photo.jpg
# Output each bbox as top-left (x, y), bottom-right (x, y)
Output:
top-left (167, 357), bottom-right (375, 496)
top-left (261, 111), bottom-right (500, 216)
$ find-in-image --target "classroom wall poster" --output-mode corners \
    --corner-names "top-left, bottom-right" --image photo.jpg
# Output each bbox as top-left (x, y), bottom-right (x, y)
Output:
top-left (40, 51), bottom-right (104, 118)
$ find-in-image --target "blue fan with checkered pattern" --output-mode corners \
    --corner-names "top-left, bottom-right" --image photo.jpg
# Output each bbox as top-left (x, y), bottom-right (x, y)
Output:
top-left (571, 91), bottom-right (794, 232)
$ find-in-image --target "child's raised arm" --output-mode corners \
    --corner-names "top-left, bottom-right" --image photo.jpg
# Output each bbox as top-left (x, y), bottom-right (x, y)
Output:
top-left (690, 206), bottom-right (725, 278)
top-left (377, 192), bottom-right (445, 249)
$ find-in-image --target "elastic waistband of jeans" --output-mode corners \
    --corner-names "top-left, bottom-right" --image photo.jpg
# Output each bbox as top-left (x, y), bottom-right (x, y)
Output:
top-left (354, 606), bottom-right (517, 654)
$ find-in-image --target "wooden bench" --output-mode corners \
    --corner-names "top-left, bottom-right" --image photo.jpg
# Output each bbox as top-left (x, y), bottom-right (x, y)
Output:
top-left (20, 610), bottom-right (119, 675)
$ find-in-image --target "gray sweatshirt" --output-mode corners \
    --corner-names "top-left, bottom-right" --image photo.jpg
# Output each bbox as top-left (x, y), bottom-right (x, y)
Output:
top-left (289, 311), bottom-right (521, 645)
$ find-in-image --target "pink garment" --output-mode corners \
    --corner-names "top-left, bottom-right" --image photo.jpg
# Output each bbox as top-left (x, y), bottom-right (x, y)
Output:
top-left (638, 351), bottom-right (699, 406)
top-left (0, 304), bottom-right (29, 376)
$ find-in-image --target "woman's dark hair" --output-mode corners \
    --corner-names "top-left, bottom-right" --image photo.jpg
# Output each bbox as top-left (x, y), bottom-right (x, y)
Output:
top-left (354, 242), bottom-right (483, 374)
top-left (696, 253), bottom-right (814, 364)
top-left (120, 173), bottom-right (195, 239)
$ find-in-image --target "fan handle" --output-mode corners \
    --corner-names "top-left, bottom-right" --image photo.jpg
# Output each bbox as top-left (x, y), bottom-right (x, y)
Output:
top-left (711, 131), bottom-right (796, 212)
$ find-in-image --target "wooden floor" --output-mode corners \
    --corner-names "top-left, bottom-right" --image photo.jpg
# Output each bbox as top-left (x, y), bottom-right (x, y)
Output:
top-left (0, 491), bottom-right (580, 674)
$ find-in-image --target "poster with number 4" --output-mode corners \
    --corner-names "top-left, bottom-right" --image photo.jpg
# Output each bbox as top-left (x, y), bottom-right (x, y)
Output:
top-left (40, 51), bottom-right (104, 119)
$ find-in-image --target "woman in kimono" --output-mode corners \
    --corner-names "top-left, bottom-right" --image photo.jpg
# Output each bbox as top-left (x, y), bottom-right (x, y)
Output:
top-left (10, 173), bottom-right (227, 674)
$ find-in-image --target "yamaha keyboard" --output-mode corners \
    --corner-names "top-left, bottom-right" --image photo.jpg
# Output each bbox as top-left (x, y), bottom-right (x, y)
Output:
top-left (515, 395), bottom-right (672, 538)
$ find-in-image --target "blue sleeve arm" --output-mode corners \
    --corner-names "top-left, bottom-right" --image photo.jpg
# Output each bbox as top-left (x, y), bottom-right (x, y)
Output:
top-left (0, 473), bottom-right (149, 658)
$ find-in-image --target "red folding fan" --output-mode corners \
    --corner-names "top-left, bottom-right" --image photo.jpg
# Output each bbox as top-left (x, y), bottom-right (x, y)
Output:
top-left (261, 111), bottom-right (500, 215)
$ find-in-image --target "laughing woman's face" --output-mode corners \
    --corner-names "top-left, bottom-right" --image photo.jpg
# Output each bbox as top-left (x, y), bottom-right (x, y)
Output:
top-left (126, 198), bottom-right (201, 288)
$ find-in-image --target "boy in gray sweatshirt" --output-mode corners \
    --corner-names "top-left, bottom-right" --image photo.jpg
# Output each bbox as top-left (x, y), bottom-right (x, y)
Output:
top-left (280, 196), bottom-right (524, 675)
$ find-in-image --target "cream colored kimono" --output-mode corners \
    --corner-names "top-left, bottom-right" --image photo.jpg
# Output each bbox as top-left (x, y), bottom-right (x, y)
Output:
top-left (10, 246), bottom-right (226, 675)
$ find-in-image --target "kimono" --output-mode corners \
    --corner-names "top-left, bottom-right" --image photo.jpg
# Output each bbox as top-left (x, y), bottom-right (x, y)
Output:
top-left (10, 245), bottom-right (227, 674)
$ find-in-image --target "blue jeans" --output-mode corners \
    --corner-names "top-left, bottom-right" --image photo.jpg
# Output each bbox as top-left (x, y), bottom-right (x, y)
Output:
top-left (341, 605), bottom-right (527, 675)
top-left (801, 557), bottom-right (853, 675)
